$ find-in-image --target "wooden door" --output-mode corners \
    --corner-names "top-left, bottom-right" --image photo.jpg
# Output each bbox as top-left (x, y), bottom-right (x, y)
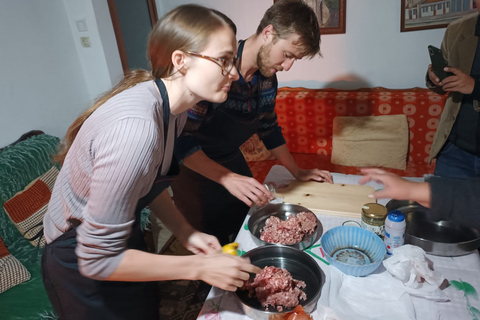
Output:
top-left (107, 0), bottom-right (158, 74)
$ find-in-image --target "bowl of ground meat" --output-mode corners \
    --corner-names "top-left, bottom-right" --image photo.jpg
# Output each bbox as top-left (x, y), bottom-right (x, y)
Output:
top-left (248, 203), bottom-right (323, 250)
top-left (234, 245), bottom-right (324, 320)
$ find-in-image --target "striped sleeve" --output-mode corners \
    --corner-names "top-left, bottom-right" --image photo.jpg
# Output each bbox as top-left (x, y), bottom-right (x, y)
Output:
top-left (75, 118), bottom-right (160, 279)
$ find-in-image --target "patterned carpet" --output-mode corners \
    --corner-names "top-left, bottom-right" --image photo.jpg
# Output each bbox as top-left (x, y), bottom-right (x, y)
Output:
top-left (158, 238), bottom-right (212, 320)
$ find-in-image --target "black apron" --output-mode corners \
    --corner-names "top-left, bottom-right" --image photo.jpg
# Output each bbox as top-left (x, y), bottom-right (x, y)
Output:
top-left (171, 56), bottom-right (263, 245)
top-left (41, 79), bottom-right (178, 320)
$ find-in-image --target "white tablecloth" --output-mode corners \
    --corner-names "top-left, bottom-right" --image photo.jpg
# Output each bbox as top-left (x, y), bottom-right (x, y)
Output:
top-left (197, 165), bottom-right (480, 320)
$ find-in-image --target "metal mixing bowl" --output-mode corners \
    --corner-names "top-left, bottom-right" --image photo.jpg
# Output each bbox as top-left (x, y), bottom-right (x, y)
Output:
top-left (234, 245), bottom-right (324, 320)
top-left (248, 203), bottom-right (323, 250)
top-left (386, 200), bottom-right (480, 256)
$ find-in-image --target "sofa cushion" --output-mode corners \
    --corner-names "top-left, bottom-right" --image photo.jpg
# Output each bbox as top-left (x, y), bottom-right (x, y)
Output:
top-left (331, 115), bottom-right (409, 170)
top-left (4, 167), bottom-right (59, 247)
top-left (0, 234), bottom-right (31, 294)
top-left (0, 134), bottom-right (59, 246)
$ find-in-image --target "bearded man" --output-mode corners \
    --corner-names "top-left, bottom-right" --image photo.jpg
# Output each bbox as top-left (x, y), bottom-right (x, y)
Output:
top-left (171, 0), bottom-right (332, 245)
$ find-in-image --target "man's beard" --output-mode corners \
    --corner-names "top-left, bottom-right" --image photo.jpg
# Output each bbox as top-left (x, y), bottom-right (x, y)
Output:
top-left (256, 42), bottom-right (276, 77)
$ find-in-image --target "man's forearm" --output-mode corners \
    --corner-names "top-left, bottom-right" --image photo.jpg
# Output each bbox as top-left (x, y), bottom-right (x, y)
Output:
top-left (270, 144), bottom-right (300, 177)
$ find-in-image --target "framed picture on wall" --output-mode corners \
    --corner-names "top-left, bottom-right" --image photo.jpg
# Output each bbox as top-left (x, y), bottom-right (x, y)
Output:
top-left (401, 0), bottom-right (477, 32)
top-left (274, 0), bottom-right (346, 35)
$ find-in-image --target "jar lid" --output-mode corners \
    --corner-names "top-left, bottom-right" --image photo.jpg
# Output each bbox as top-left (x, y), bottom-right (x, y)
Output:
top-left (362, 203), bottom-right (388, 219)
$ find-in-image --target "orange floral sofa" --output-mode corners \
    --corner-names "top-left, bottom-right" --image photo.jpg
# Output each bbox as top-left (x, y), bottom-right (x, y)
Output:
top-left (240, 87), bottom-right (448, 183)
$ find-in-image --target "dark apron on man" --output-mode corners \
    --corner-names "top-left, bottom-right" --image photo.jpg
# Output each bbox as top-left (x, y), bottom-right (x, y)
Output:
top-left (41, 79), bottom-right (177, 320)
top-left (172, 104), bottom-right (261, 245)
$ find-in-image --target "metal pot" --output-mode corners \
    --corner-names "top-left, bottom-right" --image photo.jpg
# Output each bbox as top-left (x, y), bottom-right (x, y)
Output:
top-left (247, 203), bottom-right (323, 250)
top-left (386, 200), bottom-right (480, 256)
top-left (234, 245), bottom-right (324, 320)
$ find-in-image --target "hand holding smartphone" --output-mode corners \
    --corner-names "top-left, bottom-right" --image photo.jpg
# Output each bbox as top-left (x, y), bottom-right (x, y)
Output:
top-left (428, 45), bottom-right (454, 81)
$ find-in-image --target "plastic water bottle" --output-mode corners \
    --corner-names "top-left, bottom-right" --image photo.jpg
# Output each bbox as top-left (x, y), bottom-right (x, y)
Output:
top-left (384, 210), bottom-right (406, 255)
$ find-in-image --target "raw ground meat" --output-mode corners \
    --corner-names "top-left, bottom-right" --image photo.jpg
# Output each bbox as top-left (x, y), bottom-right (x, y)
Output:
top-left (260, 211), bottom-right (317, 244)
top-left (242, 266), bottom-right (307, 312)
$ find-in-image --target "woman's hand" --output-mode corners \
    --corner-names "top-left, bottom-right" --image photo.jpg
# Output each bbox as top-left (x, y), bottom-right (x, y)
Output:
top-left (293, 168), bottom-right (334, 184)
top-left (220, 172), bottom-right (274, 207)
top-left (194, 254), bottom-right (261, 291)
top-left (183, 231), bottom-right (221, 255)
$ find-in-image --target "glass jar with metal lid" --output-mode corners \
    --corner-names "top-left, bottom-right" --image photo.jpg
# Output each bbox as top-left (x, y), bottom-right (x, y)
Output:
top-left (361, 203), bottom-right (388, 239)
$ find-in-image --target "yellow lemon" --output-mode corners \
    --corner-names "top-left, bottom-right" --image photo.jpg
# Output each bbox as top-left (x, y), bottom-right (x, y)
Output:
top-left (222, 242), bottom-right (239, 255)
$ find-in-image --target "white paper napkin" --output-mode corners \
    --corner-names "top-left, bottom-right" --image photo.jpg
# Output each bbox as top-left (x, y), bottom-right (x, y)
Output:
top-left (318, 245), bottom-right (448, 320)
top-left (383, 245), bottom-right (446, 293)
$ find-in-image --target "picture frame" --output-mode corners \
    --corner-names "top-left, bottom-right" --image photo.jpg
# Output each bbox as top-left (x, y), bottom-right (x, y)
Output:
top-left (401, 0), bottom-right (477, 32)
top-left (274, 0), bottom-right (346, 35)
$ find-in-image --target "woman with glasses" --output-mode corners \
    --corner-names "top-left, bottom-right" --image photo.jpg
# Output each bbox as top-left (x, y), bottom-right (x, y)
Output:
top-left (41, 5), bottom-right (260, 320)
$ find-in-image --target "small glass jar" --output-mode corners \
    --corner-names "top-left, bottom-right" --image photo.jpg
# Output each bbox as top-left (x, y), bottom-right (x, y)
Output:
top-left (264, 183), bottom-right (276, 198)
top-left (361, 203), bottom-right (388, 239)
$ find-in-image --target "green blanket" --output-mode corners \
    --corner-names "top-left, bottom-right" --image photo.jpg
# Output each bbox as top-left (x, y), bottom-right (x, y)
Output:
top-left (0, 134), bottom-right (59, 320)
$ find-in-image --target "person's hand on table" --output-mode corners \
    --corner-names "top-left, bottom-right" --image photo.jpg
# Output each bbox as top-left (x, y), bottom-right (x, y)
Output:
top-left (220, 172), bottom-right (274, 207)
top-left (293, 168), bottom-right (333, 184)
top-left (195, 254), bottom-right (261, 291)
top-left (182, 230), bottom-right (221, 255)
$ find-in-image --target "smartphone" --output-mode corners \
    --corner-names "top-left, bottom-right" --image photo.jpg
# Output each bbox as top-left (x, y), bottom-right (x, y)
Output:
top-left (428, 45), bottom-right (454, 81)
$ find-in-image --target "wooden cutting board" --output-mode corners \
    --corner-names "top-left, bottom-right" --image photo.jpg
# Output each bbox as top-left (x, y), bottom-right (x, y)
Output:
top-left (275, 181), bottom-right (376, 218)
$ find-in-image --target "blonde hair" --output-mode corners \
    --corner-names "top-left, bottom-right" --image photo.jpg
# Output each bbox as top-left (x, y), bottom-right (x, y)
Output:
top-left (55, 5), bottom-right (236, 164)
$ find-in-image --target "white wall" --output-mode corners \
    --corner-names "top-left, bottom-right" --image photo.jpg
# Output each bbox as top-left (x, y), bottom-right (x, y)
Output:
top-left (0, 0), bottom-right (89, 147)
top-left (0, 0), bottom-right (122, 147)
top-left (63, 0), bottom-right (123, 98)
top-left (156, 0), bottom-right (446, 89)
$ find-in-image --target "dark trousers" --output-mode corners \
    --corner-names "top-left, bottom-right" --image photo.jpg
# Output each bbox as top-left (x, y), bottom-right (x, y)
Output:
top-left (41, 228), bottom-right (159, 320)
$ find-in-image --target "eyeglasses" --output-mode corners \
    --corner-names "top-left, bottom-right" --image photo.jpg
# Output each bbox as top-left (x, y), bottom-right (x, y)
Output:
top-left (185, 51), bottom-right (238, 76)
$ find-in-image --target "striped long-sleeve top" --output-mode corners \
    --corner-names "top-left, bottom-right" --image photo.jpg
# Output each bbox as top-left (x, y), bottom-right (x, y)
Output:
top-left (44, 80), bottom-right (186, 279)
